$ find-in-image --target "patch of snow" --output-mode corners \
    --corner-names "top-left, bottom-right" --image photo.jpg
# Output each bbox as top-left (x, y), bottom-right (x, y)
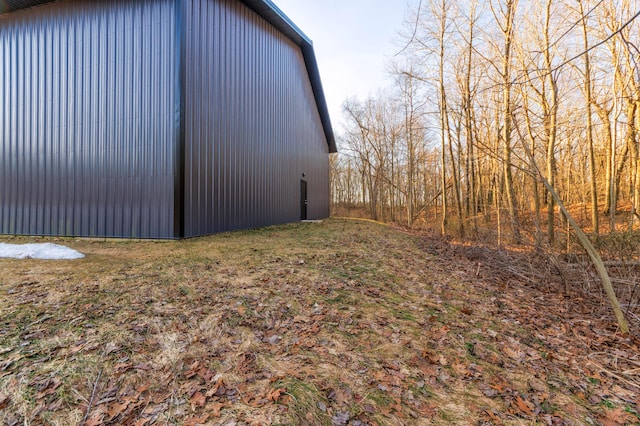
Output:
top-left (0, 243), bottom-right (85, 260)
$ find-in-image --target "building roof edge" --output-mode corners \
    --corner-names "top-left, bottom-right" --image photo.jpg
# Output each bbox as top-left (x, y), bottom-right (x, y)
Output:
top-left (241, 0), bottom-right (337, 153)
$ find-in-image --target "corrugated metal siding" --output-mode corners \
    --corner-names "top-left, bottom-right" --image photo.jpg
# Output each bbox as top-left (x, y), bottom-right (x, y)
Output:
top-left (182, 0), bottom-right (329, 237)
top-left (0, 0), bottom-right (177, 238)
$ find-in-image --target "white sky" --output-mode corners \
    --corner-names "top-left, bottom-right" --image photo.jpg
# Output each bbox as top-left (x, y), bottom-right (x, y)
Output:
top-left (271, 1), bottom-right (409, 134)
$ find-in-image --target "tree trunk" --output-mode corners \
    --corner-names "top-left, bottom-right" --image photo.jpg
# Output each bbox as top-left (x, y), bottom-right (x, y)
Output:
top-left (543, 0), bottom-right (558, 246)
top-left (437, 0), bottom-right (451, 236)
top-left (500, 0), bottom-right (522, 243)
top-left (579, 0), bottom-right (599, 235)
top-left (450, 120), bottom-right (464, 235)
top-left (597, 104), bottom-right (615, 220)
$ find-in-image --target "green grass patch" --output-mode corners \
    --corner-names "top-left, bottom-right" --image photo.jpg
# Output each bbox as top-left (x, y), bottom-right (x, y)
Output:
top-left (271, 378), bottom-right (331, 425)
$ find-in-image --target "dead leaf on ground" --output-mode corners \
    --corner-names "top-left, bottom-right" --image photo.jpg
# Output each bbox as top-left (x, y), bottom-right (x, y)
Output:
top-left (328, 387), bottom-right (352, 406)
top-left (267, 387), bottom-right (286, 402)
top-left (205, 376), bottom-right (226, 398)
top-left (106, 401), bottom-right (130, 421)
top-left (600, 406), bottom-right (635, 426)
top-left (84, 413), bottom-right (106, 426)
top-left (183, 414), bottom-right (209, 426)
top-left (190, 391), bottom-right (207, 410)
top-left (133, 418), bottom-right (151, 426)
top-left (484, 409), bottom-right (504, 425)
top-left (514, 394), bottom-right (535, 417)
top-left (503, 345), bottom-right (525, 361)
top-left (206, 401), bottom-right (228, 417)
top-left (34, 377), bottom-right (62, 400)
top-left (0, 394), bottom-right (11, 410)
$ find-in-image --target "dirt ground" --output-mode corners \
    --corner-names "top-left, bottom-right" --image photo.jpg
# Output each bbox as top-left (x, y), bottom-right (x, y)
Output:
top-left (0, 218), bottom-right (638, 425)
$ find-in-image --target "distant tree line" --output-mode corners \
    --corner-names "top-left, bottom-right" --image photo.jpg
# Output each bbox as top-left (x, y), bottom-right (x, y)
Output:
top-left (330, 0), bottom-right (640, 247)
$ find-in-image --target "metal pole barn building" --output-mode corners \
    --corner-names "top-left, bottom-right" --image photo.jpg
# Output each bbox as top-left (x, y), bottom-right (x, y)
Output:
top-left (0, 0), bottom-right (336, 238)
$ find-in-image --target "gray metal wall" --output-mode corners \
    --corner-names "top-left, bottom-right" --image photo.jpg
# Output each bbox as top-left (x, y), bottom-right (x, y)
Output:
top-left (182, 0), bottom-right (330, 237)
top-left (0, 0), bottom-right (177, 238)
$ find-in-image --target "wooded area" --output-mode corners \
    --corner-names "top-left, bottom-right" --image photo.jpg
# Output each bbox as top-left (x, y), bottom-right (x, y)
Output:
top-left (331, 0), bottom-right (640, 248)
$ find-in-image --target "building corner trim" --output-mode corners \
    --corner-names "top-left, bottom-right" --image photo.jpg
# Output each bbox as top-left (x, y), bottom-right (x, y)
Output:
top-left (173, 0), bottom-right (186, 238)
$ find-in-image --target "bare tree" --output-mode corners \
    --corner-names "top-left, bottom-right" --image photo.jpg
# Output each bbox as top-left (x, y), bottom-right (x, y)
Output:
top-left (491, 0), bottom-right (522, 243)
top-left (577, 0), bottom-right (600, 235)
top-left (455, 0), bottom-right (481, 235)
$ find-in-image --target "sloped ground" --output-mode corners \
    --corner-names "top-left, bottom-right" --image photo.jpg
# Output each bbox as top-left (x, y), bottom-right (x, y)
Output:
top-left (0, 218), bottom-right (638, 425)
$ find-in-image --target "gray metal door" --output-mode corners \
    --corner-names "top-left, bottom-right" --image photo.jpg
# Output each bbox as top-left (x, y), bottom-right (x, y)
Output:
top-left (300, 180), bottom-right (308, 220)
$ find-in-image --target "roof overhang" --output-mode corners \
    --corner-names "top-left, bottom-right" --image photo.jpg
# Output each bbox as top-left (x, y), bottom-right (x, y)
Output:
top-left (0, 0), bottom-right (337, 153)
top-left (0, 0), bottom-right (54, 14)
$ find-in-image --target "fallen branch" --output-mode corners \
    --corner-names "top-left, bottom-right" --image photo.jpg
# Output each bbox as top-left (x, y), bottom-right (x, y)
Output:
top-left (587, 360), bottom-right (640, 391)
top-left (604, 261), bottom-right (640, 267)
top-left (80, 369), bottom-right (102, 426)
top-left (518, 135), bottom-right (630, 334)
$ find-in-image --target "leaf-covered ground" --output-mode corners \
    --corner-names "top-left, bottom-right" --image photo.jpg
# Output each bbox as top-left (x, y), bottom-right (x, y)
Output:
top-left (0, 218), bottom-right (638, 425)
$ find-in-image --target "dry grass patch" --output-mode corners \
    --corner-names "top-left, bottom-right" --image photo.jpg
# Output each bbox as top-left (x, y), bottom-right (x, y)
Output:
top-left (1, 219), bottom-right (638, 425)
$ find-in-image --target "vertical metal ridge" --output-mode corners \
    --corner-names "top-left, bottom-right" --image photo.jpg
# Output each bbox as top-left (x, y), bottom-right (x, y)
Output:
top-left (174, 0), bottom-right (185, 238)
top-left (0, 0), bottom-right (177, 238)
